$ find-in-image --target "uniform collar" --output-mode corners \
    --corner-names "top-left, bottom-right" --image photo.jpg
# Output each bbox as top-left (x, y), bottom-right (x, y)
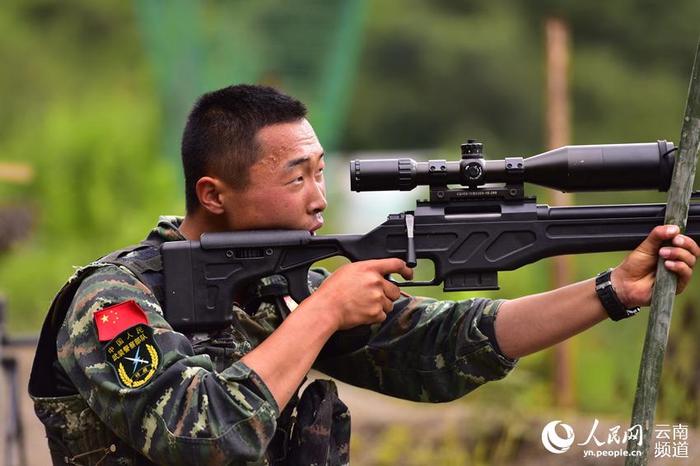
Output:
top-left (147, 216), bottom-right (186, 243)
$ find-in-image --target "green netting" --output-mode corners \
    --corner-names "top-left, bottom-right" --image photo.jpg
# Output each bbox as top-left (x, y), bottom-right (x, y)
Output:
top-left (134, 0), bottom-right (367, 161)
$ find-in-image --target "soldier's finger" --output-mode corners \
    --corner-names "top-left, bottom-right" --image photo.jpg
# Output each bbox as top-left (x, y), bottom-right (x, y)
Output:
top-left (382, 280), bottom-right (401, 302)
top-left (664, 260), bottom-right (692, 285)
top-left (399, 265), bottom-right (414, 281)
top-left (381, 296), bottom-right (395, 314)
top-left (371, 258), bottom-right (410, 276)
top-left (672, 234), bottom-right (700, 257)
top-left (636, 225), bottom-right (680, 255)
top-left (373, 309), bottom-right (388, 323)
top-left (660, 247), bottom-right (696, 269)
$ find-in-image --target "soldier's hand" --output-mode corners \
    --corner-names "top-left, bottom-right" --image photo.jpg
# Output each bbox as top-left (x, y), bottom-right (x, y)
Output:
top-left (313, 259), bottom-right (413, 330)
top-left (612, 225), bottom-right (700, 307)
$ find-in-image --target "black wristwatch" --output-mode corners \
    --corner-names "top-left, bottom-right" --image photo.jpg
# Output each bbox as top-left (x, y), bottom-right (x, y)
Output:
top-left (595, 269), bottom-right (640, 321)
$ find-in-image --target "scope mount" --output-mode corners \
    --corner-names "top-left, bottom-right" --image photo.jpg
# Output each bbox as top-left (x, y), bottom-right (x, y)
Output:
top-left (427, 183), bottom-right (527, 204)
top-left (423, 139), bottom-right (527, 203)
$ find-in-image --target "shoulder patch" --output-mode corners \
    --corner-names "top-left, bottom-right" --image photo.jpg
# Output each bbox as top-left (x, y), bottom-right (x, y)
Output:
top-left (104, 323), bottom-right (161, 389)
top-left (94, 300), bottom-right (148, 342)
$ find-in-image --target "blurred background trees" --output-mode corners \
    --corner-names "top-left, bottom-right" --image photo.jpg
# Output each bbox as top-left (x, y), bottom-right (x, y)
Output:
top-left (1, 0), bottom-right (699, 446)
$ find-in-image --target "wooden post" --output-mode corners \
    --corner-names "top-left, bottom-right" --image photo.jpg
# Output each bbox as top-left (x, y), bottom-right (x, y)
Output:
top-left (625, 39), bottom-right (700, 465)
top-left (546, 16), bottom-right (576, 409)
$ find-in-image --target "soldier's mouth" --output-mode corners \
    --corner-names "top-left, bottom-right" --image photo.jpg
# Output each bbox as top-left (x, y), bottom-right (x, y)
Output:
top-left (309, 214), bottom-right (324, 234)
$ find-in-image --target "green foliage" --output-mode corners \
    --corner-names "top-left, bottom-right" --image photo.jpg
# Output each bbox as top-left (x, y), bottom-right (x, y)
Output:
top-left (524, 0), bottom-right (700, 75)
top-left (0, 92), bottom-right (180, 331)
top-left (346, 0), bottom-right (544, 153)
top-left (572, 47), bottom-right (685, 143)
top-left (0, 0), bottom-right (181, 331)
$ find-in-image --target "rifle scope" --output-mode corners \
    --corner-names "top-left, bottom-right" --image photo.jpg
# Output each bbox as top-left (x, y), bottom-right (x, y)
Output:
top-left (350, 140), bottom-right (676, 193)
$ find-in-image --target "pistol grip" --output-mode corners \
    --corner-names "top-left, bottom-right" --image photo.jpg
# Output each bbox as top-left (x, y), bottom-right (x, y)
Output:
top-left (285, 268), bottom-right (312, 303)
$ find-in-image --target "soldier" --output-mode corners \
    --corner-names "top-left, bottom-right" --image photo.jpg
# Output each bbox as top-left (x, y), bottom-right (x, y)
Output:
top-left (29, 85), bottom-right (699, 465)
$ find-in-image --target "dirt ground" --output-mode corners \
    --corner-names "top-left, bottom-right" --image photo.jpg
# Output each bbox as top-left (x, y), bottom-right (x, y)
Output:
top-left (2, 345), bottom-right (699, 465)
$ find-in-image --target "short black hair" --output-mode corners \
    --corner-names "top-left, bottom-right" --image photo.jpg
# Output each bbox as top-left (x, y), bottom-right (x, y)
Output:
top-left (181, 84), bottom-right (308, 213)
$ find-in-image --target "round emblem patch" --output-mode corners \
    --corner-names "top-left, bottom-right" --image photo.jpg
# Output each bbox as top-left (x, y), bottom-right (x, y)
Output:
top-left (104, 323), bottom-right (161, 388)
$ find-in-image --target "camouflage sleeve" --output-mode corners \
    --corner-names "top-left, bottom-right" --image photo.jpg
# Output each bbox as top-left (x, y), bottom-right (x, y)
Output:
top-left (57, 264), bottom-right (279, 464)
top-left (314, 296), bottom-right (518, 402)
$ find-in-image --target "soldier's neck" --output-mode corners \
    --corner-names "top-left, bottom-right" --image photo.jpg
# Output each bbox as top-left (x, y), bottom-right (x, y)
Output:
top-left (179, 210), bottom-right (229, 240)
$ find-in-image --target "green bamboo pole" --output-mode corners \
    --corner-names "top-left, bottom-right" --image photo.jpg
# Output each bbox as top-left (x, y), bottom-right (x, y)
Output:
top-left (625, 39), bottom-right (700, 465)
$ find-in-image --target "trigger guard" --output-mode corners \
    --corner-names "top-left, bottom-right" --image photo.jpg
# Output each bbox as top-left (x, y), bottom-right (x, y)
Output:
top-left (285, 269), bottom-right (312, 303)
top-left (385, 273), bottom-right (440, 287)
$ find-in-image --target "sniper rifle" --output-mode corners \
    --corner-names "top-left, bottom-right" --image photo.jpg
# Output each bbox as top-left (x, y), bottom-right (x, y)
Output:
top-left (162, 140), bottom-right (700, 332)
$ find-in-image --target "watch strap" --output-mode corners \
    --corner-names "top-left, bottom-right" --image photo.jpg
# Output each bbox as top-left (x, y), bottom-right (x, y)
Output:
top-left (595, 269), bottom-right (641, 321)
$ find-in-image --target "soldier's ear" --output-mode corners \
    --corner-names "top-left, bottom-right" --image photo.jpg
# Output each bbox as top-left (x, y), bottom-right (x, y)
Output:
top-left (195, 176), bottom-right (227, 215)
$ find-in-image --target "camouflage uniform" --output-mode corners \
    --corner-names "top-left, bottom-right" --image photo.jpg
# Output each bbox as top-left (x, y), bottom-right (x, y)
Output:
top-left (29, 216), bottom-right (517, 465)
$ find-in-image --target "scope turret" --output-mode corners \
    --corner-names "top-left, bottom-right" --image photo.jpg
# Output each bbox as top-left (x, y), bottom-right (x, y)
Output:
top-left (350, 140), bottom-right (676, 193)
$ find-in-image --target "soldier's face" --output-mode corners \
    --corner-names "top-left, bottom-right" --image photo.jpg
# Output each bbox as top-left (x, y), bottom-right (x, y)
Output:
top-left (221, 118), bottom-right (327, 232)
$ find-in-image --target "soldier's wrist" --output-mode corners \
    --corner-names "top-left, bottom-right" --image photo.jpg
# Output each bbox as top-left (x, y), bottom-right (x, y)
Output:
top-left (609, 267), bottom-right (632, 308)
top-left (596, 268), bottom-right (640, 321)
top-left (299, 292), bottom-right (343, 334)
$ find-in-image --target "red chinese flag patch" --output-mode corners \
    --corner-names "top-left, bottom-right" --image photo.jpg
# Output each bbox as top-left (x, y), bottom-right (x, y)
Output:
top-left (94, 300), bottom-right (149, 342)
